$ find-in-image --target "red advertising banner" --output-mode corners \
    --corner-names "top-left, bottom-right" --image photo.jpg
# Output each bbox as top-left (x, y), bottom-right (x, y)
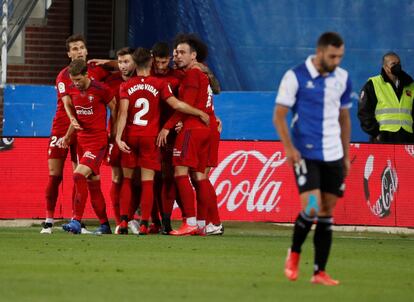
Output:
top-left (0, 138), bottom-right (413, 227)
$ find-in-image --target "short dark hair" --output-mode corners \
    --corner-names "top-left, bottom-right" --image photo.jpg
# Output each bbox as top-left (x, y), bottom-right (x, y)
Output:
top-left (382, 51), bottom-right (400, 64)
top-left (116, 47), bottom-right (135, 57)
top-left (68, 59), bottom-right (87, 76)
top-left (133, 47), bottom-right (152, 68)
top-left (174, 33), bottom-right (208, 62)
top-left (66, 34), bottom-right (86, 51)
top-left (317, 32), bottom-right (344, 48)
top-left (151, 42), bottom-right (170, 58)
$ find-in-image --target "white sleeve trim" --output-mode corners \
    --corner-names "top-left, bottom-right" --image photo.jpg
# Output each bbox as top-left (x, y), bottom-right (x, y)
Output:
top-left (275, 70), bottom-right (298, 107)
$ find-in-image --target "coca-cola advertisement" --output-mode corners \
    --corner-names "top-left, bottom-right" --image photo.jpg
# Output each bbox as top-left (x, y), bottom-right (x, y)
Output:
top-left (0, 139), bottom-right (413, 227)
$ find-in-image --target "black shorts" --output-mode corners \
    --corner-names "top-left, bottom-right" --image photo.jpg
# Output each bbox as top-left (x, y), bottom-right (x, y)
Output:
top-left (293, 158), bottom-right (345, 197)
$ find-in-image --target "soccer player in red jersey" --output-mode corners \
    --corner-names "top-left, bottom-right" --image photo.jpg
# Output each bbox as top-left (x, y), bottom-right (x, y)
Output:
top-left (60, 59), bottom-right (116, 234)
top-left (150, 42), bottom-right (186, 234)
top-left (170, 39), bottom-right (223, 235)
top-left (157, 34), bottom-right (219, 236)
top-left (116, 47), bottom-right (209, 235)
top-left (40, 34), bottom-right (110, 234)
top-left (101, 47), bottom-right (141, 234)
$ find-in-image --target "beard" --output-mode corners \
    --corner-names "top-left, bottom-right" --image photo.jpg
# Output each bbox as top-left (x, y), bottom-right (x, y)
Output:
top-left (122, 69), bottom-right (135, 77)
top-left (320, 59), bottom-right (337, 73)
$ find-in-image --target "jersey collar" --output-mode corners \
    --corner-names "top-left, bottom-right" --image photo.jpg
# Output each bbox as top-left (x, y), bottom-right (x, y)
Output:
top-left (305, 55), bottom-right (335, 79)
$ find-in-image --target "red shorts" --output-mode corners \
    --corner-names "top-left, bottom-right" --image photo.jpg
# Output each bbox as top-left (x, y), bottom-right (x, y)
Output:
top-left (47, 133), bottom-right (77, 163)
top-left (161, 131), bottom-right (177, 165)
top-left (77, 144), bottom-right (107, 175)
top-left (121, 136), bottom-right (161, 171)
top-left (207, 129), bottom-right (220, 167)
top-left (104, 139), bottom-right (121, 167)
top-left (173, 127), bottom-right (211, 173)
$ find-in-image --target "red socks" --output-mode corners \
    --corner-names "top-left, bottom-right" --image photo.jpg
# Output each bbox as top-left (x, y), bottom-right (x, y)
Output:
top-left (72, 173), bottom-right (88, 221)
top-left (195, 179), bottom-right (209, 222)
top-left (87, 180), bottom-right (109, 224)
top-left (45, 175), bottom-right (62, 218)
top-left (110, 181), bottom-right (122, 225)
top-left (140, 180), bottom-right (154, 222)
top-left (120, 178), bottom-right (132, 220)
top-left (175, 175), bottom-right (195, 218)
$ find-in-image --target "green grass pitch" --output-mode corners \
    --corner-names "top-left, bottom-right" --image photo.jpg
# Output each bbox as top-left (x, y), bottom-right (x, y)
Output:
top-left (0, 222), bottom-right (412, 302)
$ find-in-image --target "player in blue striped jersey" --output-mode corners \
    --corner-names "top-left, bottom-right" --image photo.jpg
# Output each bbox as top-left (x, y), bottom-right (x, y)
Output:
top-left (273, 32), bottom-right (352, 286)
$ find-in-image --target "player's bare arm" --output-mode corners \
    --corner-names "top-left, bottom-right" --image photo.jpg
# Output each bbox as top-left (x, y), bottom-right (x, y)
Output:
top-left (339, 107), bottom-right (351, 177)
top-left (62, 95), bottom-right (83, 130)
top-left (115, 98), bottom-right (130, 153)
top-left (273, 104), bottom-right (301, 166)
top-left (87, 58), bottom-right (118, 70)
top-left (166, 96), bottom-right (210, 126)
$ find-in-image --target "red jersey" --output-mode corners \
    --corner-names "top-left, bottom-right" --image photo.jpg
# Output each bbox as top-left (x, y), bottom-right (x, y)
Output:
top-left (104, 71), bottom-right (125, 133)
top-left (152, 68), bottom-right (185, 125)
top-left (68, 80), bottom-right (114, 149)
top-left (164, 68), bottom-right (214, 129)
top-left (119, 75), bottom-right (174, 137)
top-left (151, 67), bottom-right (184, 95)
top-left (51, 62), bottom-right (110, 135)
top-left (104, 71), bottom-right (124, 102)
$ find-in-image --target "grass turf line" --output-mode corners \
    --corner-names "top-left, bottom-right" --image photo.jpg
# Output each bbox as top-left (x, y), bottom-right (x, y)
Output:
top-left (0, 222), bottom-right (412, 302)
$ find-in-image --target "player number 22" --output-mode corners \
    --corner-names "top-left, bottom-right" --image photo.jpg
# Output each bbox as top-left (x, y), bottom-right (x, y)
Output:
top-left (133, 98), bottom-right (149, 126)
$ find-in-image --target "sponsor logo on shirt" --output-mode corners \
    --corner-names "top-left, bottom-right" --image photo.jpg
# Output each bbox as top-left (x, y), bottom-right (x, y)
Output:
top-left (75, 105), bottom-right (93, 115)
top-left (306, 81), bottom-right (315, 89)
top-left (83, 151), bottom-right (96, 160)
top-left (173, 148), bottom-right (181, 157)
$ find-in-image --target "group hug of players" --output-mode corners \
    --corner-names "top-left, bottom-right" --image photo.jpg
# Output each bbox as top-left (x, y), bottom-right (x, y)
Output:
top-left (40, 33), bottom-right (224, 236)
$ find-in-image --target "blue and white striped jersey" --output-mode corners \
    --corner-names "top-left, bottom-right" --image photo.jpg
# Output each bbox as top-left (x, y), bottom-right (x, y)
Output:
top-left (275, 55), bottom-right (352, 162)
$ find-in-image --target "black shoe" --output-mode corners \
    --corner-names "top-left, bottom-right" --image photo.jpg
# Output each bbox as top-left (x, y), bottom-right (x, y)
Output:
top-left (161, 219), bottom-right (172, 235)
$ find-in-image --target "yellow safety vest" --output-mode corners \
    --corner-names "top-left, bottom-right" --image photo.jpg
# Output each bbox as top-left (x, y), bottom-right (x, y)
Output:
top-left (371, 75), bottom-right (414, 133)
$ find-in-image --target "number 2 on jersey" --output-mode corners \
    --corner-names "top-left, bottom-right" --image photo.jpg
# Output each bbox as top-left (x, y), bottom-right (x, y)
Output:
top-left (133, 98), bottom-right (149, 126)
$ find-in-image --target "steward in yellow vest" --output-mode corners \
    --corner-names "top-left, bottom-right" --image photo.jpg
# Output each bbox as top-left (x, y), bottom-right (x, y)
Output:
top-left (358, 52), bottom-right (414, 143)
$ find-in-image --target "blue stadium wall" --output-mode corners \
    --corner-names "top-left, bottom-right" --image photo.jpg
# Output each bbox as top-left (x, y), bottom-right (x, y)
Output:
top-left (3, 0), bottom-right (414, 141)
top-left (3, 85), bottom-right (366, 141)
top-left (127, 0), bottom-right (414, 92)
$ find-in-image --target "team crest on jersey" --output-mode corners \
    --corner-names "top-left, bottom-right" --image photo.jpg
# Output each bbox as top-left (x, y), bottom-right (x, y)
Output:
top-left (406, 90), bottom-right (412, 97)
top-left (88, 95), bottom-right (94, 102)
top-left (306, 81), bottom-right (315, 89)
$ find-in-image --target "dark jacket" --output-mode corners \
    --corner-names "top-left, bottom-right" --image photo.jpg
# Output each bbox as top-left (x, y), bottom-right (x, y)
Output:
top-left (357, 68), bottom-right (414, 143)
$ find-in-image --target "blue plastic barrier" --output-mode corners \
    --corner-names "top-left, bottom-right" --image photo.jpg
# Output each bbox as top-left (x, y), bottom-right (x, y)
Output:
top-left (2, 85), bottom-right (368, 141)
top-left (3, 85), bottom-right (56, 136)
